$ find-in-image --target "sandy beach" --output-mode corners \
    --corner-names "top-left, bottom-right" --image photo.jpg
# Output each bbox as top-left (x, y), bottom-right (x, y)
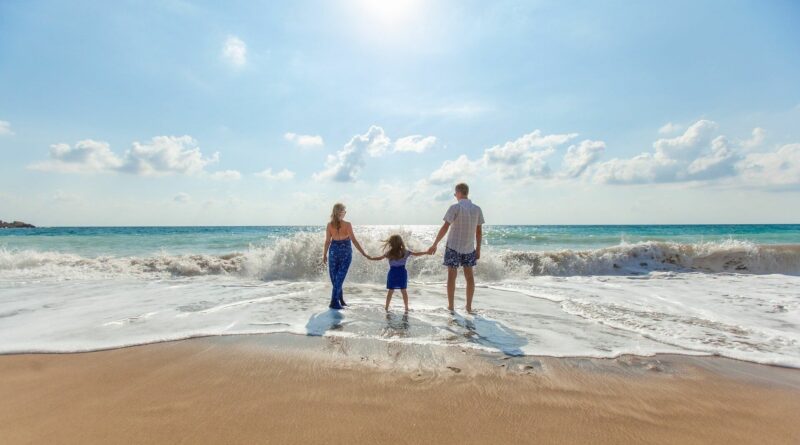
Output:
top-left (1, 334), bottom-right (799, 445)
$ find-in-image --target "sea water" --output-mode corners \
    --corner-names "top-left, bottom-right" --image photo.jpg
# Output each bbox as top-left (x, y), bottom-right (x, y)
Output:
top-left (1, 225), bottom-right (799, 367)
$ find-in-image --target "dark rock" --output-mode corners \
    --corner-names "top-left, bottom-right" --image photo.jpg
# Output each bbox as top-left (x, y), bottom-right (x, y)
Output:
top-left (0, 220), bottom-right (35, 228)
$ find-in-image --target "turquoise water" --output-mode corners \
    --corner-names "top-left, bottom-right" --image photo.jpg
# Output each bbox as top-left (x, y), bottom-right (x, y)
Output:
top-left (1, 225), bottom-right (799, 257)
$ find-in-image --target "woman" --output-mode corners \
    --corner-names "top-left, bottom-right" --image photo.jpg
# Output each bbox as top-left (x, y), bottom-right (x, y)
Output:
top-left (323, 203), bottom-right (369, 309)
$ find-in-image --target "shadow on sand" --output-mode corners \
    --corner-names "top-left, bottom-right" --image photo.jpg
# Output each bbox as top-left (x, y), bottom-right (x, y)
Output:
top-left (450, 313), bottom-right (528, 356)
top-left (305, 309), bottom-right (344, 336)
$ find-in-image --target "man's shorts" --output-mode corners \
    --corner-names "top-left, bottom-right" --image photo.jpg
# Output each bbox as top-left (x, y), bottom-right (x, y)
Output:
top-left (443, 247), bottom-right (477, 268)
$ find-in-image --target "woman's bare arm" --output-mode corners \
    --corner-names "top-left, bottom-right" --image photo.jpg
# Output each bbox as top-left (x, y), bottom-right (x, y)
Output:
top-left (323, 223), bottom-right (332, 262)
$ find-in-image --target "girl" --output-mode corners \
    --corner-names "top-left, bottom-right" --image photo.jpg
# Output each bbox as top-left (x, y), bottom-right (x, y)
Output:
top-left (368, 234), bottom-right (429, 312)
top-left (323, 203), bottom-right (370, 309)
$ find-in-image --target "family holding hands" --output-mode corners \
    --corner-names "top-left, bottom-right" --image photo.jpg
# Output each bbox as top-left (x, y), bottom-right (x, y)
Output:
top-left (323, 183), bottom-right (485, 313)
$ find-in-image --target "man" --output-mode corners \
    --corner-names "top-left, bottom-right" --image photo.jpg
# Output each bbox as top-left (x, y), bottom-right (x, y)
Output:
top-left (427, 183), bottom-right (484, 313)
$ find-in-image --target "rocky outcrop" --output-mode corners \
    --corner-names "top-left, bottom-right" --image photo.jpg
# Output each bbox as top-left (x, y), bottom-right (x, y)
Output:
top-left (0, 220), bottom-right (35, 228)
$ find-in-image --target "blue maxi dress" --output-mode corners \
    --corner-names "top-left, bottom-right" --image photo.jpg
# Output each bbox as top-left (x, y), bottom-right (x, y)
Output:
top-left (327, 238), bottom-right (352, 309)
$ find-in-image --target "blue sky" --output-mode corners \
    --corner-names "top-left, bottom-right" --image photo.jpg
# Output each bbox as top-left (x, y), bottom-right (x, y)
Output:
top-left (1, 0), bottom-right (799, 225)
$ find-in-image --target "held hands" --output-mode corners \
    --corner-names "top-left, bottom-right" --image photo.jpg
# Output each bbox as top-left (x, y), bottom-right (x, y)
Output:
top-left (426, 245), bottom-right (437, 255)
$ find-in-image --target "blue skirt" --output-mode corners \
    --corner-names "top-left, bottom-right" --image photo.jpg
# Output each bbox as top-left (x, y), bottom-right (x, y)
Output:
top-left (387, 266), bottom-right (408, 289)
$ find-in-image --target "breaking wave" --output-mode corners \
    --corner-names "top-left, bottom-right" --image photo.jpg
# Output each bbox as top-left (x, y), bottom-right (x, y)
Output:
top-left (2, 233), bottom-right (799, 281)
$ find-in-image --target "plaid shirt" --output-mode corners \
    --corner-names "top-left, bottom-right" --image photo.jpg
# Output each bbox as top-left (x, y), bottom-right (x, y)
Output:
top-left (443, 198), bottom-right (485, 254)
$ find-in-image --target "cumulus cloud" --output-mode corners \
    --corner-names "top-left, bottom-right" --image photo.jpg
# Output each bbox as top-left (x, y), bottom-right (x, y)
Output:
top-left (209, 169), bottom-right (242, 181)
top-left (314, 126), bottom-right (385, 182)
top-left (592, 152), bottom-right (676, 184)
top-left (255, 168), bottom-right (295, 181)
top-left (481, 130), bottom-right (578, 180)
top-left (658, 122), bottom-right (682, 135)
top-left (429, 154), bottom-right (480, 184)
top-left (284, 132), bottom-right (324, 148)
top-left (686, 136), bottom-right (737, 180)
top-left (0, 120), bottom-right (13, 136)
top-left (222, 36), bottom-right (247, 68)
top-left (561, 139), bottom-right (606, 178)
top-left (29, 140), bottom-right (124, 173)
top-left (741, 127), bottom-right (766, 150)
top-left (737, 143), bottom-right (800, 189)
top-left (30, 135), bottom-right (221, 177)
top-left (652, 119), bottom-right (718, 161)
top-left (593, 120), bottom-right (729, 184)
top-left (120, 136), bottom-right (219, 176)
top-left (394, 135), bottom-right (437, 153)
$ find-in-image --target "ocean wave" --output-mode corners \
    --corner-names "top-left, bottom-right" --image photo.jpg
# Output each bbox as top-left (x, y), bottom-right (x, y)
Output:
top-left (1, 234), bottom-right (799, 280)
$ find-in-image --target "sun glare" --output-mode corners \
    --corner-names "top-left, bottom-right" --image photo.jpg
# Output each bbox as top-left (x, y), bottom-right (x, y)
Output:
top-left (348, 0), bottom-right (426, 37)
top-left (357, 0), bottom-right (422, 24)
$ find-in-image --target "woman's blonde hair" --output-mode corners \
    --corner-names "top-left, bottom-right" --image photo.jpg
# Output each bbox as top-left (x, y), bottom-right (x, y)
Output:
top-left (330, 203), bottom-right (346, 230)
top-left (382, 234), bottom-right (406, 261)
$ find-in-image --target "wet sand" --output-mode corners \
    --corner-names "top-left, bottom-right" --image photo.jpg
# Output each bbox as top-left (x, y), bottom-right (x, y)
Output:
top-left (1, 334), bottom-right (799, 445)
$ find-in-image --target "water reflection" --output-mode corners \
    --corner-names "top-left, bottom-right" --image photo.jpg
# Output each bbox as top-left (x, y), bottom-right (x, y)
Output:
top-left (305, 309), bottom-right (344, 336)
top-left (381, 312), bottom-right (410, 338)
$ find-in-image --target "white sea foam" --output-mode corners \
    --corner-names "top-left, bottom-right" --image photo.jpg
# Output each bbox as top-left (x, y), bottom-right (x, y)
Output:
top-left (1, 234), bottom-right (799, 367)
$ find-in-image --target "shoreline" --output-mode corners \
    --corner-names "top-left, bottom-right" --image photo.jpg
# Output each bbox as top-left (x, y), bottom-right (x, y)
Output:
top-left (2, 334), bottom-right (799, 444)
top-left (3, 331), bottom-right (800, 375)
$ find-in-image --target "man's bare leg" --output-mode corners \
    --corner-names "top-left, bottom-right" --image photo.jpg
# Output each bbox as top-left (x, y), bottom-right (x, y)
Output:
top-left (447, 267), bottom-right (457, 311)
top-left (463, 266), bottom-right (475, 313)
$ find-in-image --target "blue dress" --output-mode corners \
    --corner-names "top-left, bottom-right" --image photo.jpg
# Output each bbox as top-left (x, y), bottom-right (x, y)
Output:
top-left (387, 250), bottom-right (412, 290)
top-left (328, 238), bottom-right (352, 309)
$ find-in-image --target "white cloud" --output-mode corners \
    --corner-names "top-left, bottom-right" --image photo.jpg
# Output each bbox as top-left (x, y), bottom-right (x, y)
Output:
top-left (121, 136), bottom-right (219, 176)
top-left (686, 136), bottom-right (737, 180)
top-left (658, 122), bottom-right (682, 135)
top-left (30, 135), bottom-right (220, 177)
top-left (561, 139), bottom-right (606, 178)
top-left (429, 154), bottom-right (480, 184)
top-left (255, 168), bottom-right (295, 181)
top-left (222, 36), bottom-right (247, 68)
top-left (313, 126), bottom-right (438, 182)
top-left (313, 126), bottom-right (390, 182)
top-left (210, 170), bottom-right (242, 181)
top-left (482, 130), bottom-right (578, 180)
top-left (593, 120), bottom-right (726, 184)
top-left (0, 120), bottom-right (13, 136)
top-left (174, 192), bottom-right (191, 203)
top-left (29, 140), bottom-right (124, 173)
top-left (741, 127), bottom-right (766, 150)
top-left (284, 132), bottom-right (324, 148)
top-left (394, 135), bottom-right (437, 153)
top-left (593, 152), bottom-right (677, 184)
top-left (737, 143), bottom-right (800, 189)
top-left (652, 119), bottom-right (718, 161)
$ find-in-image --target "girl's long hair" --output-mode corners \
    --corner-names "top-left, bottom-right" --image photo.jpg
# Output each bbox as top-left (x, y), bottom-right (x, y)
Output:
top-left (330, 203), bottom-right (345, 231)
top-left (382, 234), bottom-right (406, 261)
